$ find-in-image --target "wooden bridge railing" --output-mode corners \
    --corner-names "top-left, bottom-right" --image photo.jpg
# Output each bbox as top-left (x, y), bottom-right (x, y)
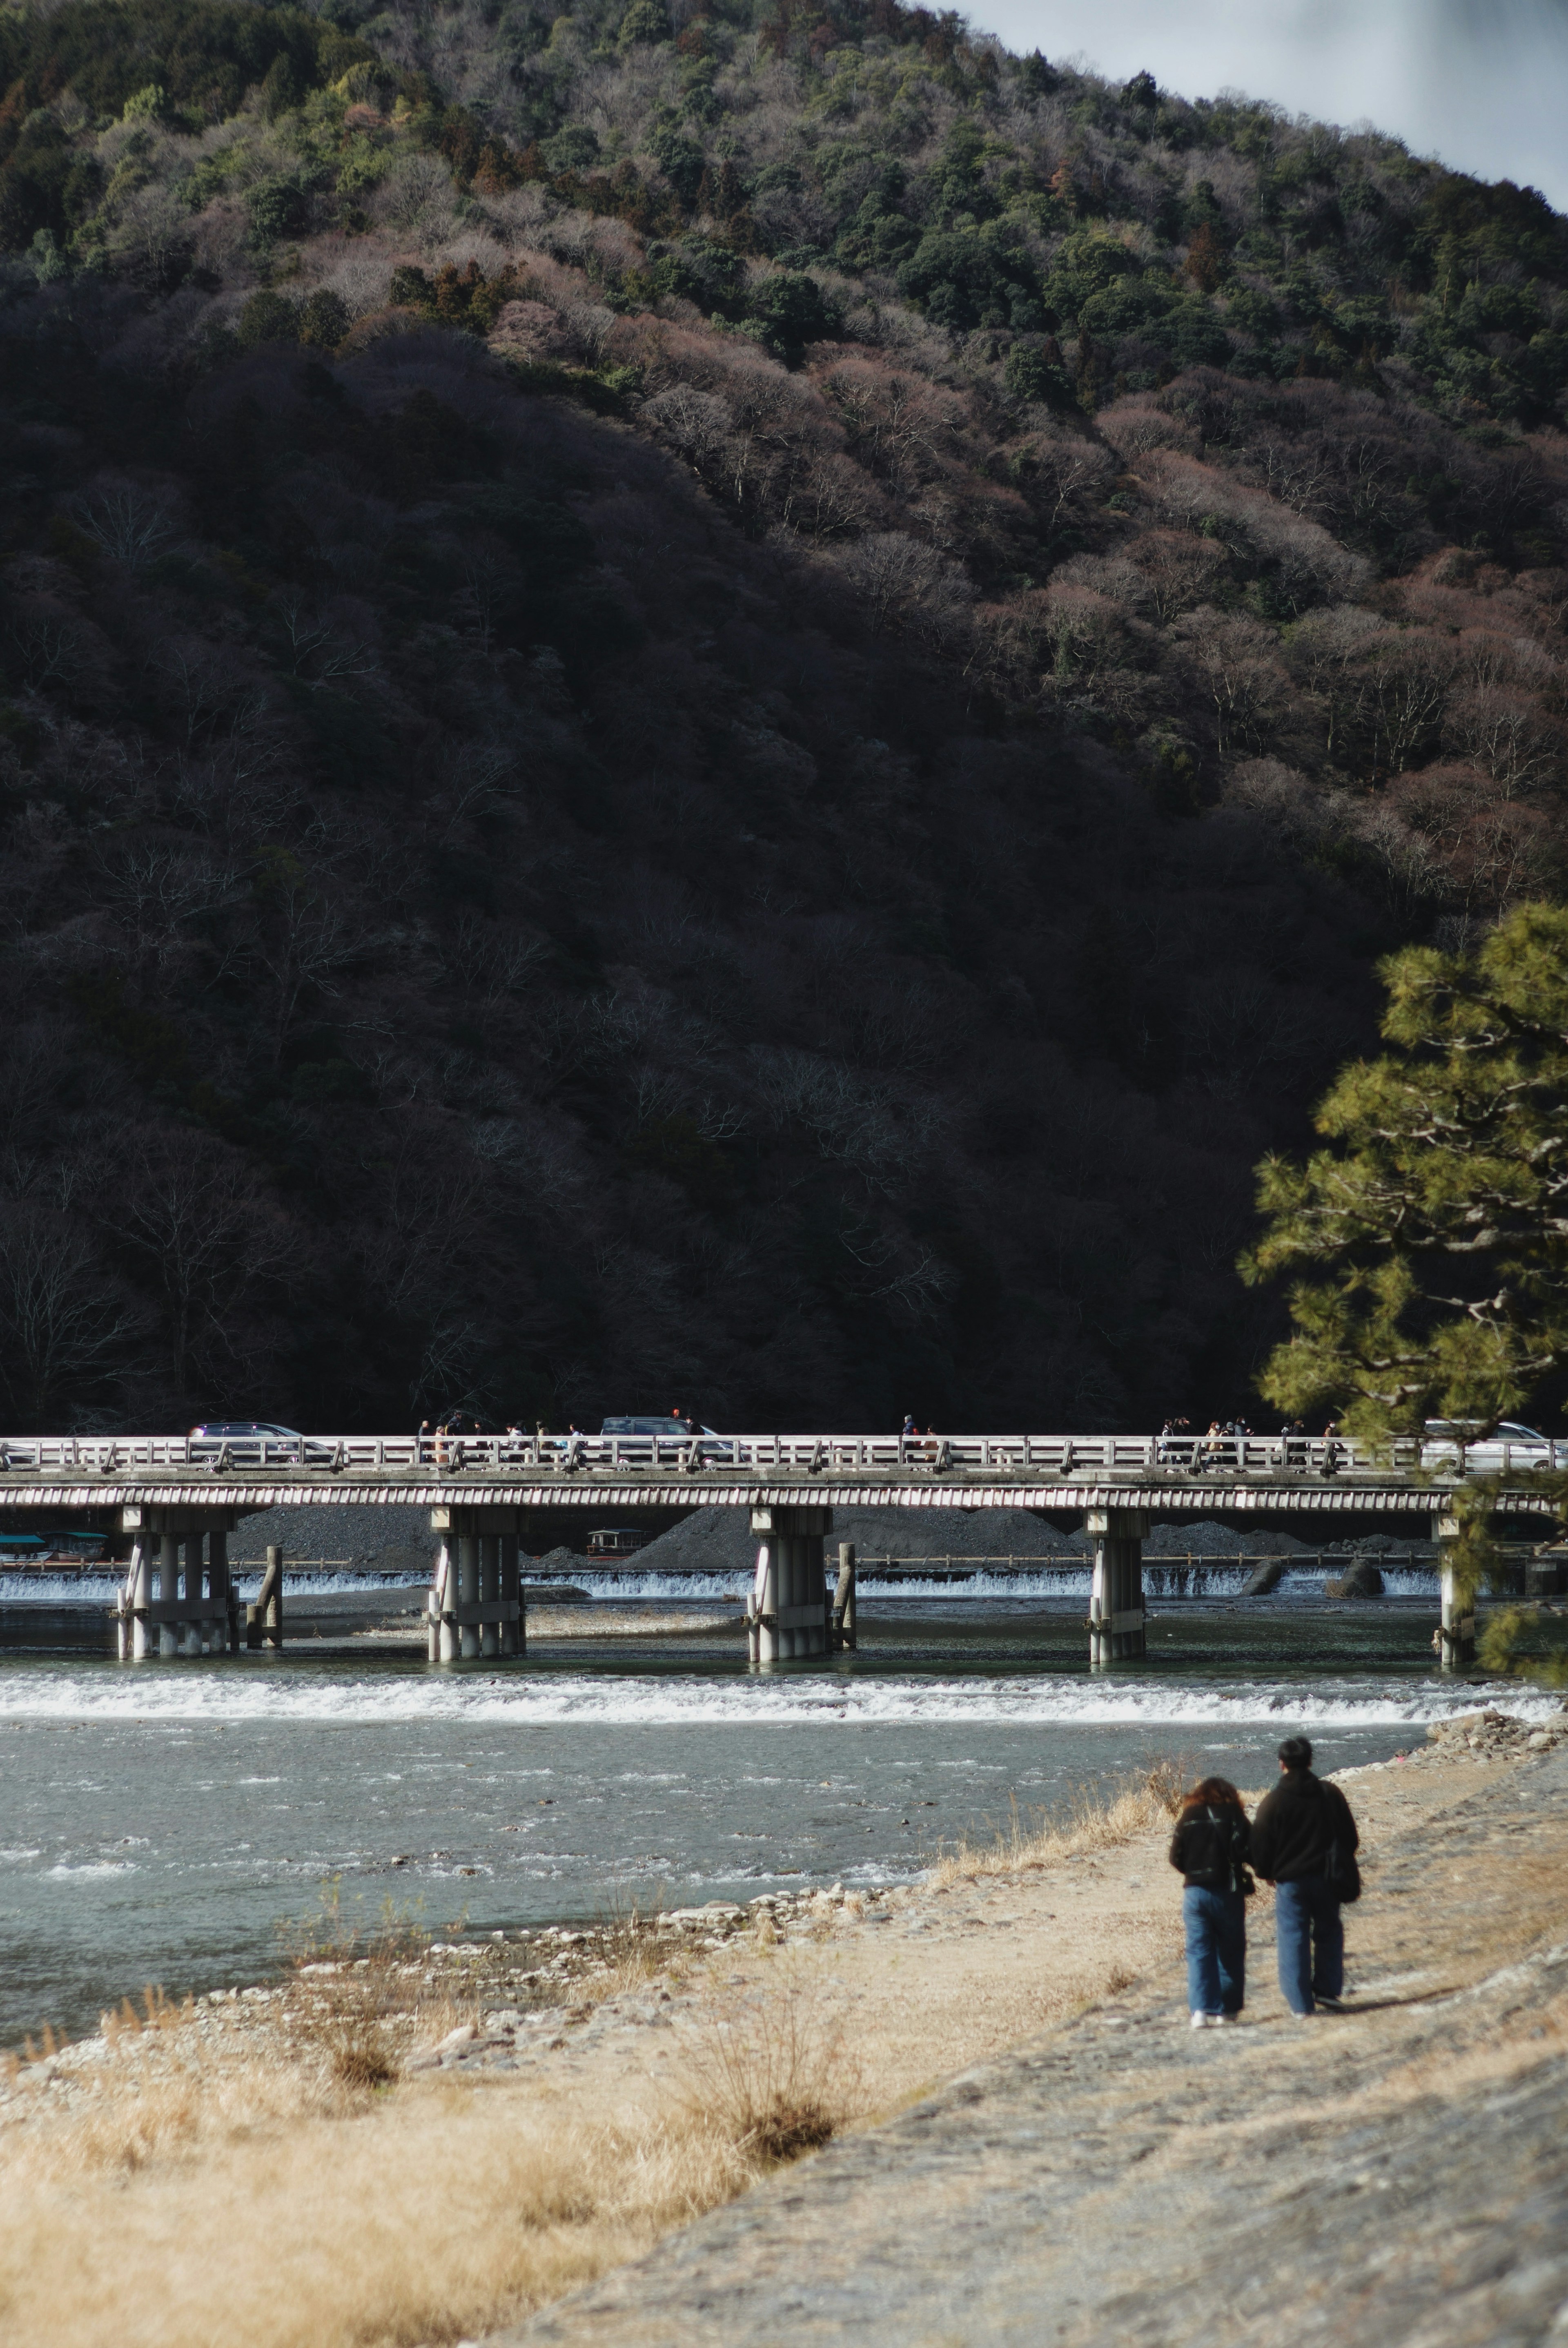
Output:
top-left (0, 1430), bottom-right (1442, 1477)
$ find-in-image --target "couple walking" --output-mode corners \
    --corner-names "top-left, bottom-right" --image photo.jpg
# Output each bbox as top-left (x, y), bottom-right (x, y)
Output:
top-left (1169, 1736), bottom-right (1359, 2026)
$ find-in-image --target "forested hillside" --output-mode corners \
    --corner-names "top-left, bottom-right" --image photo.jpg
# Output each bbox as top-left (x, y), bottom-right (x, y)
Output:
top-left (2, 0), bottom-right (1566, 1433)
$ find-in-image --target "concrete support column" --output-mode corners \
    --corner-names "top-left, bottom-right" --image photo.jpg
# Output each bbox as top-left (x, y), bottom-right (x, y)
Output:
top-left (181, 1533), bottom-right (204, 1654)
top-left (436, 1536), bottom-right (458, 1661)
top-left (749, 1535), bottom-right (778, 1665)
top-left (480, 1534), bottom-right (500, 1657)
top-left (501, 1533), bottom-right (523, 1657)
top-left (129, 1530), bottom-right (154, 1661)
top-left (1087, 1509), bottom-right (1148, 1668)
top-left (748, 1507), bottom-right (832, 1666)
top-left (1434, 1513), bottom-right (1475, 1672)
top-left (263, 1545), bottom-right (284, 1649)
top-left (428, 1508), bottom-right (525, 1661)
top-left (118, 1510), bottom-right (237, 1660)
top-left (210, 1527), bottom-right (236, 1654)
top-left (458, 1534), bottom-right (480, 1659)
top-left (833, 1542), bottom-right (857, 1651)
top-left (158, 1534), bottom-right (179, 1657)
top-left (778, 1534), bottom-right (798, 1659)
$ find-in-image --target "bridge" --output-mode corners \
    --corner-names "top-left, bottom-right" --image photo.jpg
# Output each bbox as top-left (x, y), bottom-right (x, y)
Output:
top-left (2, 1430), bottom-right (1555, 1670)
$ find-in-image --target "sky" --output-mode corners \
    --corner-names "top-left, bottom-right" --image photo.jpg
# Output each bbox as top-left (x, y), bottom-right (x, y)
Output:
top-left (974, 0), bottom-right (1568, 209)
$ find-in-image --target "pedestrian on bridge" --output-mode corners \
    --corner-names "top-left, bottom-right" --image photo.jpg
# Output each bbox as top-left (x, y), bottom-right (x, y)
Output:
top-left (1169, 1775), bottom-right (1254, 2028)
top-left (1251, 1736), bottom-right (1360, 2016)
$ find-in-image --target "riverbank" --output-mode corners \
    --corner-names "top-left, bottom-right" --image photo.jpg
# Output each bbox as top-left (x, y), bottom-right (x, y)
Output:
top-left (2, 1708), bottom-right (1564, 2348)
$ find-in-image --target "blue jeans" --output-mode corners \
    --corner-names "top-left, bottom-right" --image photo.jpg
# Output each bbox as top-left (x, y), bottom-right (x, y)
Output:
top-left (1183, 1886), bottom-right (1246, 2016)
top-left (1274, 1876), bottom-right (1344, 2014)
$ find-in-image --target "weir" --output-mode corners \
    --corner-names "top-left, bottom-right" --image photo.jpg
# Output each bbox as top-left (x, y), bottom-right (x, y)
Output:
top-left (3, 1429), bottom-right (1548, 1672)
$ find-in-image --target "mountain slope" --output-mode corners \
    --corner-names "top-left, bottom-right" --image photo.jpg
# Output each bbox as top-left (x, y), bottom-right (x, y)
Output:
top-left (1, 0), bottom-right (1565, 1433)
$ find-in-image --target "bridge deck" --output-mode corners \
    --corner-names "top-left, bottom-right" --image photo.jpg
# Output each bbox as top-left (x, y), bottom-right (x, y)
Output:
top-left (0, 1427), bottom-right (1553, 1521)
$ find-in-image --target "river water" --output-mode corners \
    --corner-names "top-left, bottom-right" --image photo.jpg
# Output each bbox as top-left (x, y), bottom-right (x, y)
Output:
top-left (0, 1588), bottom-right (1552, 2046)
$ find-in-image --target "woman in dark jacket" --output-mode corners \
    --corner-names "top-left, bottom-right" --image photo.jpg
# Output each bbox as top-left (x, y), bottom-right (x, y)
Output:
top-left (1169, 1776), bottom-right (1252, 2029)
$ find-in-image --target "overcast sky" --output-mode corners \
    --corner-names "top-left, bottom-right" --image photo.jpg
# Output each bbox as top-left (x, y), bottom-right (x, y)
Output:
top-left (974, 0), bottom-right (1568, 209)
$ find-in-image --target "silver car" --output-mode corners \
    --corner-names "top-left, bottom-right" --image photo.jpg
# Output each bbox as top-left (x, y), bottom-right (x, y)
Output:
top-left (1421, 1419), bottom-right (1568, 1473)
top-left (598, 1417), bottom-right (736, 1465)
top-left (188, 1421), bottom-right (332, 1466)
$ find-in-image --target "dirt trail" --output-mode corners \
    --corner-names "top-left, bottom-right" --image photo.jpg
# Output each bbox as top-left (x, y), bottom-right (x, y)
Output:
top-left (497, 1745), bottom-right (1568, 2348)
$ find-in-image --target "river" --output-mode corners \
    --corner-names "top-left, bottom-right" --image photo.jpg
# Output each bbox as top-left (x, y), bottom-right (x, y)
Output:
top-left (0, 1586), bottom-right (1550, 2045)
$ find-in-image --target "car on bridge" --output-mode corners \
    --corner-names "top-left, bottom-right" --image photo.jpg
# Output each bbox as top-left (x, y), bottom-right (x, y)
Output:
top-left (187, 1421), bottom-right (334, 1465)
top-left (1421, 1420), bottom-right (1568, 1472)
top-left (598, 1416), bottom-right (736, 1464)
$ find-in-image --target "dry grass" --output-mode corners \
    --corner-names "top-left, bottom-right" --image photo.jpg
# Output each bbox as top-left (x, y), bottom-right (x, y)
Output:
top-left (679, 1958), bottom-right (858, 2165)
top-left (0, 2076), bottom-right (753, 2348)
top-left (581, 1895), bottom-right (670, 2000)
top-left (0, 1912), bottom-right (848, 2348)
top-left (283, 1884), bottom-right (486, 2088)
top-left (926, 1760), bottom-right (1189, 1890)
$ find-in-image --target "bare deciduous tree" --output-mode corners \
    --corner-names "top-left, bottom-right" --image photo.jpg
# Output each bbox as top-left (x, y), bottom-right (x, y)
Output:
top-left (0, 1205), bottom-right (145, 1425)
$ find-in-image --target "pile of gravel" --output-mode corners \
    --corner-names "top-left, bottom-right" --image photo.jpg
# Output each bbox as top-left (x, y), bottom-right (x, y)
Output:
top-left (230, 1504), bottom-right (434, 1571)
top-left (628, 1505), bottom-right (1082, 1576)
top-left (1145, 1523), bottom-right (1310, 1556)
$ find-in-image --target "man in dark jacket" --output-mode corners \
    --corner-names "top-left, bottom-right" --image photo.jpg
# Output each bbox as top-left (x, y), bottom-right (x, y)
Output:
top-left (1251, 1735), bottom-right (1359, 2015)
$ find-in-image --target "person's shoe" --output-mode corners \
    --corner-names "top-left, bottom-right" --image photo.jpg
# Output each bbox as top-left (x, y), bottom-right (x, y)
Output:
top-left (1216, 2011), bottom-right (1243, 2025)
top-left (1314, 1994), bottom-right (1346, 2012)
top-left (1189, 2011), bottom-right (1221, 2029)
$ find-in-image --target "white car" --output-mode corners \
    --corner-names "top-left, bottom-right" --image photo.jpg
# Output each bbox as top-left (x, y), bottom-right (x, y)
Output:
top-left (1421, 1420), bottom-right (1568, 1473)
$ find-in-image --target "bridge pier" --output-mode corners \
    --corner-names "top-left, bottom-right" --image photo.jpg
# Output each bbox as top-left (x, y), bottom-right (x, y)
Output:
top-left (833, 1541), bottom-right (858, 1651)
top-left (428, 1507), bottom-right (526, 1662)
top-left (116, 1508), bottom-right (239, 1659)
top-left (1434, 1513), bottom-right (1476, 1671)
top-left (748, 1506), bottom-right (833, 1664)
top-left (1088, 1508), bottom-right (1147, 1668)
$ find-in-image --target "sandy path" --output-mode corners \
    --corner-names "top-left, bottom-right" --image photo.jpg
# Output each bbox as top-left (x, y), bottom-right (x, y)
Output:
top-left (494, 1743), bottom-right (1568, 2346)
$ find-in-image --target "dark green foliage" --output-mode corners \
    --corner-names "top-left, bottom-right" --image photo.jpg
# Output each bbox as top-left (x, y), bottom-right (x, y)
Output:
top-left (260, 50), bottom-right (304, 122)
top-left (0, 0), bottom-right (370, 129)
top-left (898, 223), bottom-right (1042, 332)
top-left (298, 288), bottom-right (350, 350)
top-left (618, 0), bottom-right (672, 47)
top-left (637, 234), bottom-right (747, 311)
top-left (744, 269), bottom-right (839, 359)
top-left (646, 121), bottom-right (706, 208)
top-left (246, 174), bottom-right (310, 245)
top-left (0, 110), bottom-right (74, 250)
top-left (1002, 338), bottom-right (1071, 406)
top-left (238, 288), bottom-right (301, 345)
top-left (539, 123), bottom-right (601, 173)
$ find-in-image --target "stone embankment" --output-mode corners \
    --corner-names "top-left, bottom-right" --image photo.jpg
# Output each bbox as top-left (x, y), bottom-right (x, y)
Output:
top-left (1425, 1704), bottom-right (1568, 1758)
